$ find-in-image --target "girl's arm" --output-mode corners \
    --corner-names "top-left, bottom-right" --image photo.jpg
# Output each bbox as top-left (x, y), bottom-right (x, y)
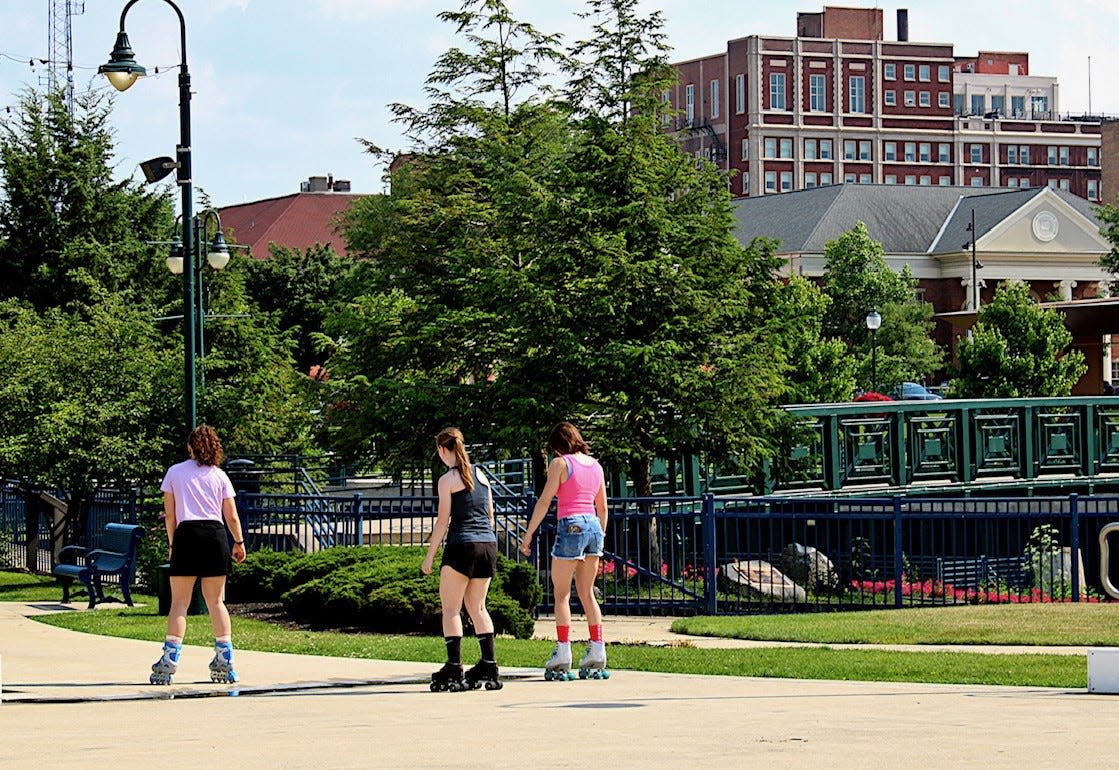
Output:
top-left (162, 492), bottom-right (176, 546)
top-left (422, 474), bottom-right (452, 574)
top-left (520, 457), bottom-right (566, 554)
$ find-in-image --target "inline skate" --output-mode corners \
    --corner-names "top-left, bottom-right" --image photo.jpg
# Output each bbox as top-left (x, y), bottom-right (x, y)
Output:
top-left (149, 640), bottom-right (181, 685)
top-left (209, 640), bottom-right (239, 684)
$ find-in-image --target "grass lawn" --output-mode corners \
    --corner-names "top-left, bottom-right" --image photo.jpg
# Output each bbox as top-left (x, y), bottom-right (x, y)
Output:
top-left (25, 598), bottom-right (1087, 689)
top-left (0, 569), bottom-right (75, 602)
top-left (670, 604), bottom-right (1119, 646)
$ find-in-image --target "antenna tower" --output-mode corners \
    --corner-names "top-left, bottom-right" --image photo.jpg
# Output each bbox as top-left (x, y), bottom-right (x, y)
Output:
top-left (48, 0), bottom-right (85, 112)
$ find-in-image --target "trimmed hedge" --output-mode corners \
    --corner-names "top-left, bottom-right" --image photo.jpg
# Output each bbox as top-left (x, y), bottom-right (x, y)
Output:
top-left (229, 546), bottom-right (541, 639)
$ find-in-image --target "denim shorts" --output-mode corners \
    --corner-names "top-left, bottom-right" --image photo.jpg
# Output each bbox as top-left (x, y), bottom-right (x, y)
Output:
top-left (551, 515), bottom-right (604, 560)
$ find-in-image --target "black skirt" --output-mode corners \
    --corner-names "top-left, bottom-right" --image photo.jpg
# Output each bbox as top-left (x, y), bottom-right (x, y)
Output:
top-left (169, 520), bottom-right (231, 577)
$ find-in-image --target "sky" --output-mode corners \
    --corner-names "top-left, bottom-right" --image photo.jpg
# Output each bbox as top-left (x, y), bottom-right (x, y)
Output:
top-left (1, 0), bottom-right (1117, 207)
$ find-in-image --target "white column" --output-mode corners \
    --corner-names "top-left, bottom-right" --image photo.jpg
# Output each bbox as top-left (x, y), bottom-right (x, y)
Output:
top-left (1055, 279), bottom-right (1077, 301)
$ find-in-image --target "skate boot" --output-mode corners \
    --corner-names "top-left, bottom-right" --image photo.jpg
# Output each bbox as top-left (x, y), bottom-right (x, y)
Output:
top-left (209, 640), bottom-right (239, 684)
top-left (464, 660), bottom-right (503, 691)
top-left (149, 640), bottom-right (181, 685)
top-left (430, 662), bottom-right (466, 692)
top-left (543, 643), bottom-right (574, 681)
top-left (578, 641), bottom-right (610, 679)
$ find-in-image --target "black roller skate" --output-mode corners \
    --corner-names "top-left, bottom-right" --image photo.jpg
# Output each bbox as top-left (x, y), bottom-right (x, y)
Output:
top-left (464, 660), bottom-right (503, 691)
top-left (430, 661), bottom-right (467, 692)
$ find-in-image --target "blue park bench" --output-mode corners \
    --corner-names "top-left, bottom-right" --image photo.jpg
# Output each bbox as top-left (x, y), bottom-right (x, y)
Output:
top-left (52, 522), bottom-right (145, 609)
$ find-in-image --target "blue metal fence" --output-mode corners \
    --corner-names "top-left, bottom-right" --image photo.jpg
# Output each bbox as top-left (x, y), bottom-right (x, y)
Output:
top-left (5, 484), bottom-right (1119, 614)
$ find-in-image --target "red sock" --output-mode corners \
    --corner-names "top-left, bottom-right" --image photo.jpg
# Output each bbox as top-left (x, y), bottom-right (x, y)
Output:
top-left (556, 625), bottom-right (571, 643)
top-left (589, 624), bottom-right (603, 643)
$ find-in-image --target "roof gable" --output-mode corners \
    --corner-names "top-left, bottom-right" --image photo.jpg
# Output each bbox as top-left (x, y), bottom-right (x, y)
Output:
top-left (218, 193), bottom-right (364, 257)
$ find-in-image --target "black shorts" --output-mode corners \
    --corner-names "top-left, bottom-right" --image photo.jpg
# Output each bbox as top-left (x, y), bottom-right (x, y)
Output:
top-left (441, 541), bottom-right (497, 579)
top-left (169, 520), bottom-right (231, 577)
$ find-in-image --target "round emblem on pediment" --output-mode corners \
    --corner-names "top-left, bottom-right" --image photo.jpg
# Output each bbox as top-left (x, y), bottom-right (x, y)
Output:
top-left (1032, 210), bottom-right (1059, 242)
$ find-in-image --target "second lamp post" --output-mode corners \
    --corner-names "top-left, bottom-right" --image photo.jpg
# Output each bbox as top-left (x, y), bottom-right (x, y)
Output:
top-left (866, 309), bottom-right (882, 393)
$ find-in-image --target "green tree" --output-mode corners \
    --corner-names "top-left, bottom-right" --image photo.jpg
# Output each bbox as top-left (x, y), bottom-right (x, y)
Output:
top-left (951, 281), bottom-right (1086, 398)
top-left (1098, 199), bottom-right (1119, 288)
top-left (821, 221), bottom-right (943, 392)
top-left (0, 89), bottom-right (173, 310)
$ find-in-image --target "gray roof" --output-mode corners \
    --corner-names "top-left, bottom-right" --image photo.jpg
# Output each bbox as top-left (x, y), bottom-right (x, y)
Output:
top-left (732, 184), bottom-right (1104, 256)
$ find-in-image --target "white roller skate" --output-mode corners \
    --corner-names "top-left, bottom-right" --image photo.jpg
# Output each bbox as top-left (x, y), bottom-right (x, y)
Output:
top-left (209, 640), bottom-right (239, 684)
top-left (543, 643), bottom-right (574, 681)
top-left (149, 640), bottom-right (181, 685)
top-left (578, 642), bottom-right (610, 679)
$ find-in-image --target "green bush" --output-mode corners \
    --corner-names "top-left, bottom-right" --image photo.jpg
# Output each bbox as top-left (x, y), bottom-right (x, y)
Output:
top-left (272, 546), bottom-right (373, 596)
top-left (484, 592), bottom-right (535, 640)
top-left (228, 549), bottom-right (297, 602)
top-left (134, 506), bottom-right (169, 592)
top-left (494, 556), bottom-right (543, 610)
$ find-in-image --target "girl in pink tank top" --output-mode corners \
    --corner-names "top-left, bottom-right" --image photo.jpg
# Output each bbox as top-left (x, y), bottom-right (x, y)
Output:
top-left (520, 422), bottom-right (610, 679)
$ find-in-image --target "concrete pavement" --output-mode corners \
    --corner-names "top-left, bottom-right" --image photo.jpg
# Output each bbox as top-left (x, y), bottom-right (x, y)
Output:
top-left (2, 601), bottom-right (1118, 769)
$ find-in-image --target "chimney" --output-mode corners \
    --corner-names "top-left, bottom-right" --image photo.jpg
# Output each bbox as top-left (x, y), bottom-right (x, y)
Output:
top-left (332, 179), bottom-right (351, 192)
top-left (305, 175), bottom-right (329, 192)
top-left (897, 9), bottom-right (909, 42)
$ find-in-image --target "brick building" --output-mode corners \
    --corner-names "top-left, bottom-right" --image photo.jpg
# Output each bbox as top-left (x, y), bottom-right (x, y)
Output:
top-left (671, 6), bottom-right (1102, 202)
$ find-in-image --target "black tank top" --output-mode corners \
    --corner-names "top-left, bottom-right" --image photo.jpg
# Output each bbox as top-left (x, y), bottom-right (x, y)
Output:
top-left (446, 466), bottom-right (497, 545)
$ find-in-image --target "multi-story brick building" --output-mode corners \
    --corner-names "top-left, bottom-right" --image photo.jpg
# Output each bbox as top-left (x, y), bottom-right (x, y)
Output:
top-left (671, 6), bottom-right (1103, 202)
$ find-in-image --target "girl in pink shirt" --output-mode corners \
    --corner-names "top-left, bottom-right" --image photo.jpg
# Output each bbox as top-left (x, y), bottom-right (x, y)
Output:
top-left (521, 422), bottom-right (609, 679)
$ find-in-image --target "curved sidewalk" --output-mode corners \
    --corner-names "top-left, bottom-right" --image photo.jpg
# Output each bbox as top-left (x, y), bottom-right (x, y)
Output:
top-left (2, 602), bottom-right (1118, 769)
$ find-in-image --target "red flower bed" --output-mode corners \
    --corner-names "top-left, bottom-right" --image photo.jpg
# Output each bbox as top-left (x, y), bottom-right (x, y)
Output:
top-left (850, 577), bottom-right (1101, 603)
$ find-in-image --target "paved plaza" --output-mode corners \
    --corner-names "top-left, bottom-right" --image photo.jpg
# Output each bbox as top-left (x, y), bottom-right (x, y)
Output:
top-left (1, 601), bottom-right (1118, 768)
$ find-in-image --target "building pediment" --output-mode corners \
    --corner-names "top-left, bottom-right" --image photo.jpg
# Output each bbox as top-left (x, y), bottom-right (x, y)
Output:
top-left (977, 189), bottom-right (1110, 256)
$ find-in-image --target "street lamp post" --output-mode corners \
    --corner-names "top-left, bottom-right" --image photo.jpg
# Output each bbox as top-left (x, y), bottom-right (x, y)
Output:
top-left (165, 209), bottom-right (230, 385)
top-left (865, 309), bottom-right (882, 392)
top-left (99, 0), bottom-right (196, 440)
top-left (964, 208), bottom-right (984, 312)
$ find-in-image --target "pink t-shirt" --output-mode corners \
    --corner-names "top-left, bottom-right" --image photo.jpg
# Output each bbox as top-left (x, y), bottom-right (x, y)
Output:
top-left (160, 460), bottom-right (236, 524)
top-left (555, 454), bottom-right (604, 519)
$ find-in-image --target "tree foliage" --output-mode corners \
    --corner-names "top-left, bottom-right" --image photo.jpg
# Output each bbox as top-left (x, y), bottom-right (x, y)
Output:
top-left (950, 281), bottom-right (1086, 398)
top-left (1098, 200), bottom-right (1119, 289)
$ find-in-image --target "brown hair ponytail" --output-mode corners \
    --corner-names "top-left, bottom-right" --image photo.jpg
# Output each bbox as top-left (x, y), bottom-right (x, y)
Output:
top-left (188, 425), bottom-right (225, 467)
top-left (435, 427), bottom-right (474, 491)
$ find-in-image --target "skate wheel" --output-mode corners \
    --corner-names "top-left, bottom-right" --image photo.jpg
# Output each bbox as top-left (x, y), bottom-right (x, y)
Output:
top-left (485, 680), bottom-right (502, 690)
top-left (544, 670), bottom-right (553, 681)
top-left (578, 669), bottom-right (588, 679)
top-left (600, 670), bottom-right (610, 679)
top-left (430, 681), bottom-right (439, 692)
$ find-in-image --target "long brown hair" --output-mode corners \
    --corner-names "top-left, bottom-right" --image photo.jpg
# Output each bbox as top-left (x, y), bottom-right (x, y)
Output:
top-left (436, 427), bottom-right (473, 491)
top-left (547, 421), bottom-right (590, 456)
top-left (188, 425), bottom-right (225, 467)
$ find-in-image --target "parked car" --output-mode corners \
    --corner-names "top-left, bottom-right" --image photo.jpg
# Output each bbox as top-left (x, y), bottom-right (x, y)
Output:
top-left (890, 381), bottom-right (944, 401)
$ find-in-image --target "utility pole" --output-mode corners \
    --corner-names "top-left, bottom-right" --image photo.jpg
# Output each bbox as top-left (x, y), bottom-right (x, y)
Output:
top-left (47, 0), bottom-right (85, 113)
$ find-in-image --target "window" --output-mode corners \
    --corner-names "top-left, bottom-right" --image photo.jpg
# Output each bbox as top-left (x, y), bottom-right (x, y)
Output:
top-left (764, 137), bottom-right (777, 158)
top-left (885, 174), bottom-right (897, 184)
top-left (710, 79), bottom-right (720, 118)
top-left (919, 175), bottom-right (931, 185)
top-left (810, 74), bottom-right (826, 111)
top-left (1059, 146), bottom-right (1069, 166)
top-left (954, 93), bottom-right (965, 115)
top-left (805, 172), bottom-right (817, 188)
top-left (991, 95), bottom-right (1005, 115)
top-left (769, 73), bottom-right (786, 110)
top-left (904, 63), bottom-right (915, 81)
top-left (820, 139), bottom-right (833, 160)
top-left (938, 143), bottom-right (950, 163)
top-left (919, 91), bottom-right (931, 107)
top-left (804, 138), bottom-right (817, 160)
top-left (742, 173), bottom-right (749, 194)
top-left (939, 175), bottom-right (952, 185)
top-left (1048, 179), bottom-right (1059, 190)
top-left (1011, 95), bottom-right (1025, 117)
top-left (741, 139), bottom-right (749, 161)
top-left (905, 175), bottom-right (916, 185)
top-left (844, 173), bottom-right (857, 184)
top-left (780, 172), bottom-right (793, 192)
top-left (1047, 146), bottom-right (1057, 165)
top-left (904, 90), bottom-right (916, 107)
top-left (779, 138), bottom-right (793, 159)
top-left (1059, 179), bottom-right (1069, 191)
top-left (1007, 145), bottom-right (1018, 164)
top-left (938, 64), bottom-right (950, 82)
top-left (884, 142), bottom-right (897, 161)
top-left (849, 76), bottom-right (865, 113)
top-left (904, 142), bottom-right (916, 162)
top-left (1088, 147), bottom-right (1099, 166)
top-left (859, 140), bottom-right (871, 161)
top-left (970, 94), bottom-right (985, 115)
top-left (919, 143), bottom-right (931, 162)
top-left (918, 64), bottom-right (930, 81)
top-left (685, 84), bottom-right (695, 124)
top-left (1019, 145), bottom-right (1029, 164)
top-left (820, 172), bottom-right (833, 186)
top-left (971, 177), bottom-right (984, 187)
top-left (1007, 177), bottom-right (1018, 188)
top-left (885, 90), bottom-right (896, 106)
top-left (661, 90), bottom-right (671, 125)
top-left (735, 74), bottom-right (745, 114)
top-left (970, 145), bottom-right (983, 164)
top-left (938, 92), bottom-right (950, 108)
top-left (764, 170), bottom-right (777, 192)
top-left (884, 62), bottom-right (896, 80)
top-left (859, 173), bottom-right (872, 184)
top-left (843, 139), bottom-right (856, 160)
top-left (1089, 179), bottom-right (1099, 201)
top-left (1032, 94), bottom-right (1048, 116)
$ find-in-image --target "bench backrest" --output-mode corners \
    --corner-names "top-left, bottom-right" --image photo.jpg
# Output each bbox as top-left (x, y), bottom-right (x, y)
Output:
top-left (101, 522), bottom-right (144, 558)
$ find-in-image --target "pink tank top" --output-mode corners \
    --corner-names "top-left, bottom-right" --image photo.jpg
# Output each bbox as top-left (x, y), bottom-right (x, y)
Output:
top-left (555, 454), bottom-right (604, 519)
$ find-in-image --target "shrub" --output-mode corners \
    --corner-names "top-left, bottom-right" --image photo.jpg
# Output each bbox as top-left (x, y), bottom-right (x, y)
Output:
top-left (494, 555), bottom-right (543, 610)
top-left (228, 549), bottom-right (297, 602)
top-left (273, 546), bottom-right (373, 596)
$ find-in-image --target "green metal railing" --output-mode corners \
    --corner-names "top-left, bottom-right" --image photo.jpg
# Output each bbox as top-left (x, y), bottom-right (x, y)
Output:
top-left (772, 397), bottom-right (1119, 495)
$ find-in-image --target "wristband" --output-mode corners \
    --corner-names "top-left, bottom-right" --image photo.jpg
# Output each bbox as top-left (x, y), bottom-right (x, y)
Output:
top-left (233, 540), bottom-right (244, 545)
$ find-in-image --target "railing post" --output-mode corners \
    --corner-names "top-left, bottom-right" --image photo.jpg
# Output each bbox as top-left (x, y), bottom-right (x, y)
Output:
top-left (702, 494), bottom-right (717, 615)
top-left (1022, 403), bottom-right (1035, 480)
top-left (128, 488), bottom-right (138, 525)
top-left (891, 410), bottom-right (907, 487)
top-left (1070, 492), bottom-right (1081, 602)
top-left (823, 414), bottom-right (842, 490)
top-left (959, 406), bottom-right (975, 483)
top-left (352, 492), bottom-right (363, 547)
top-left (893, 496), bottom-right (904, 609)
top-left (1084, 402), bottom-right (1098, 478)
